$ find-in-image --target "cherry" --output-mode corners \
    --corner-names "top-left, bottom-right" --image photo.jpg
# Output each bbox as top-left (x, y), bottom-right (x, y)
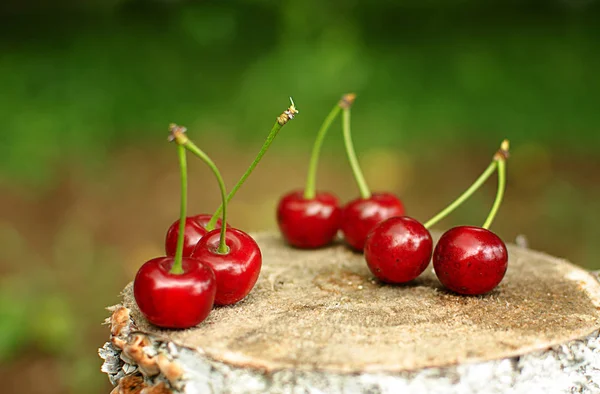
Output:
top-left (191, 228), bottom-right (262, 306)
top-left (276, 96), bottom-right (343, 248)
top-left (341, 192), bottom-right (405, 251)
top-left (433, 226), bottom-right (508, 295)
top-left (277, 190), bottom-right (341, 248)
top-left (134, 257), bottom-right (216, 328)
top-left (364, 216), bottom-right (432, 284)
top-left (427, 140), bottom-right (510, 295)
top-left (165, 214), bottom-right (224, 257)
top-left (337, 94), bottom-right (406, 251)
top-left (134, 130), bottom-right (216, 329)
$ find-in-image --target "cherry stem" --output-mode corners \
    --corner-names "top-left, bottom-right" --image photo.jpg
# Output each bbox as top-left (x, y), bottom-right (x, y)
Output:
top-left (482, 144), bottom-right (508, 229)
top-left (170, 124), bottom-right (229, 254)
top-left (341, 95), bottom-right (371, 199)
top-left (303, 101), bottom-right (342, 199)
top-left (207, 99), bottom-right (298, 230)
top-left (423, 162), bottom-right (497, 229)
top-left (171, 144), bottom-right (188, 274)
top-left (423, 139), bottom-right (510, 230)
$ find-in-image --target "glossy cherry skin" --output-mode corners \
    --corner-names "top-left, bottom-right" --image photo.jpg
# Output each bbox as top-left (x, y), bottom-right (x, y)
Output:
top-left (433, 226), bottom-right (508, 295)
top-left (340, 192), bottom-right (405, 251)
top-left (133, 257), bottom-right (216, 329)
top-left (364, 216), bottom-right (433, 284)
top-left (191, 228), bottom-right (262, 306)
top-left (276, 190), bottom-right (341, 248)
top-left (165, 214), bottom-right (224, 257)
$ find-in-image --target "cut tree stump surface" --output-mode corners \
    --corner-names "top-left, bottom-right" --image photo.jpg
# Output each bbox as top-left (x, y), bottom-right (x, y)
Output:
top-left (120, 232), bottom-right (600, 374)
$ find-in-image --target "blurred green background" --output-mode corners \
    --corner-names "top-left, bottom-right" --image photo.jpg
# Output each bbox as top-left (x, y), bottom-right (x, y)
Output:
top-left (1, 0), bottom-right (599, 393)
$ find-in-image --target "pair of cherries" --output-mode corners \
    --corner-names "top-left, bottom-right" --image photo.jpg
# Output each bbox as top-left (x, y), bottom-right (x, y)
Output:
top-left (366, 142), bottom-right (510, 295)
top-left (278, 94), bottom-right (404, 251)
top-left (164, 212), bottom-right (256, 306)
top-left (134, 126), bottom-right (262, 329)
top-left (365, 219), bottom-right (507, 295)
top-left (134, 226), bottom-right (261, 330)
top-left (278, 191), bottom-right (404, 250)
top-left (136, 218), bottom-right (262, 329)
top-left (134, 104), bottom-right (298, 329)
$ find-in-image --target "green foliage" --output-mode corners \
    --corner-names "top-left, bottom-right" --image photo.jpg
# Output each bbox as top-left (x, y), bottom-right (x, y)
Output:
top-left (0, 278), bottom-right (31, 362)
top-left (0, 219), bottom-right (124, 393)
top-left (0, 2), bottom-right (599, 186)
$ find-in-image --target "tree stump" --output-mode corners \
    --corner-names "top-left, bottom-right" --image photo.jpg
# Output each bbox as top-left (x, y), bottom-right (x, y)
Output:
top-left (99, 232), bottom-right (600, 393)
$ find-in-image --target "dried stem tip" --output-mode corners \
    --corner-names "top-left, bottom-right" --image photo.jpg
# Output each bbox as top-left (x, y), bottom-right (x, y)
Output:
top-left (168, 123), bottom-right (189, 145)
top-left (339, 93), bottom-right (357, 109)
top-left (277, 98), bottom-right (299, 126)
top-left (494, 139), bottom-right (510, 161)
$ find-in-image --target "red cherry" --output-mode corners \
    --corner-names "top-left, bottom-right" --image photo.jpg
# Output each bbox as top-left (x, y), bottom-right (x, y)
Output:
top-left (340, 192), bottom-right (405, 251)
top-left (276, 190), bottom-right (341, 248)
top-left (165, 214), bottom-right (224, 257)
top-left (364, 216), bottom-right (433, 284)
top-left (133, 257), bottom-right (216, 329)
top-left (433, 226), bottom-right (508, 295)
top-left (191, 228), bottom-right (262, 306)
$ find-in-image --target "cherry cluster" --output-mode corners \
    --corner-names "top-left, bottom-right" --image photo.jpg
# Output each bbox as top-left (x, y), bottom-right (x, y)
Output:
top-left (277, 94), bottom-right (509, 295)
top-left (131, 94), bottom-right (508, 331)
top-left (134, 102), bottom-right (298, 329)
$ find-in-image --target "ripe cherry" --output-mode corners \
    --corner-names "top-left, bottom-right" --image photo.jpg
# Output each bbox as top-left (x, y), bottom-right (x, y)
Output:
top-left (277, 96), bottom-right (344, 248)
top-left (427, 140), bottom-right (510, 295)
top-left (165, 214), bottom-right (224, 257)
top-left (134, 132), bottom-right (216, 329)
top-left (277, 190), bottom-right (341, 248)
top-left (134, 257), bottom-right (216, 328)
top-left (341, 192), bottom-right (405, 251)
top-left (433, 226), bottom-right (508, 295)
top-left (191, 228), bottom-right (262, 306)
top-left (364, 216), bottom-right (432, 284)
top-left (337, 94), bottom-right (406, 251)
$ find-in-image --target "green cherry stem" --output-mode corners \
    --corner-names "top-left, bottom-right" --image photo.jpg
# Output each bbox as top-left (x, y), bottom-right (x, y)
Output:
top-left (170, 124), bottom-right (229, 254)
top-left (341, 94), bottom-right (371, 199)
top-left (482, 140), bottom-right (509, 229)
top-left (423, 139), bottom-right (510, 230)
top-left (423, 162), bottom-right (497, 229)
top-left (303, 100), bottom-right (343, 199)
top-left (170, 143), bottom-right (188, 274)
top-left (206, 99), bottom-right (299, 230)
